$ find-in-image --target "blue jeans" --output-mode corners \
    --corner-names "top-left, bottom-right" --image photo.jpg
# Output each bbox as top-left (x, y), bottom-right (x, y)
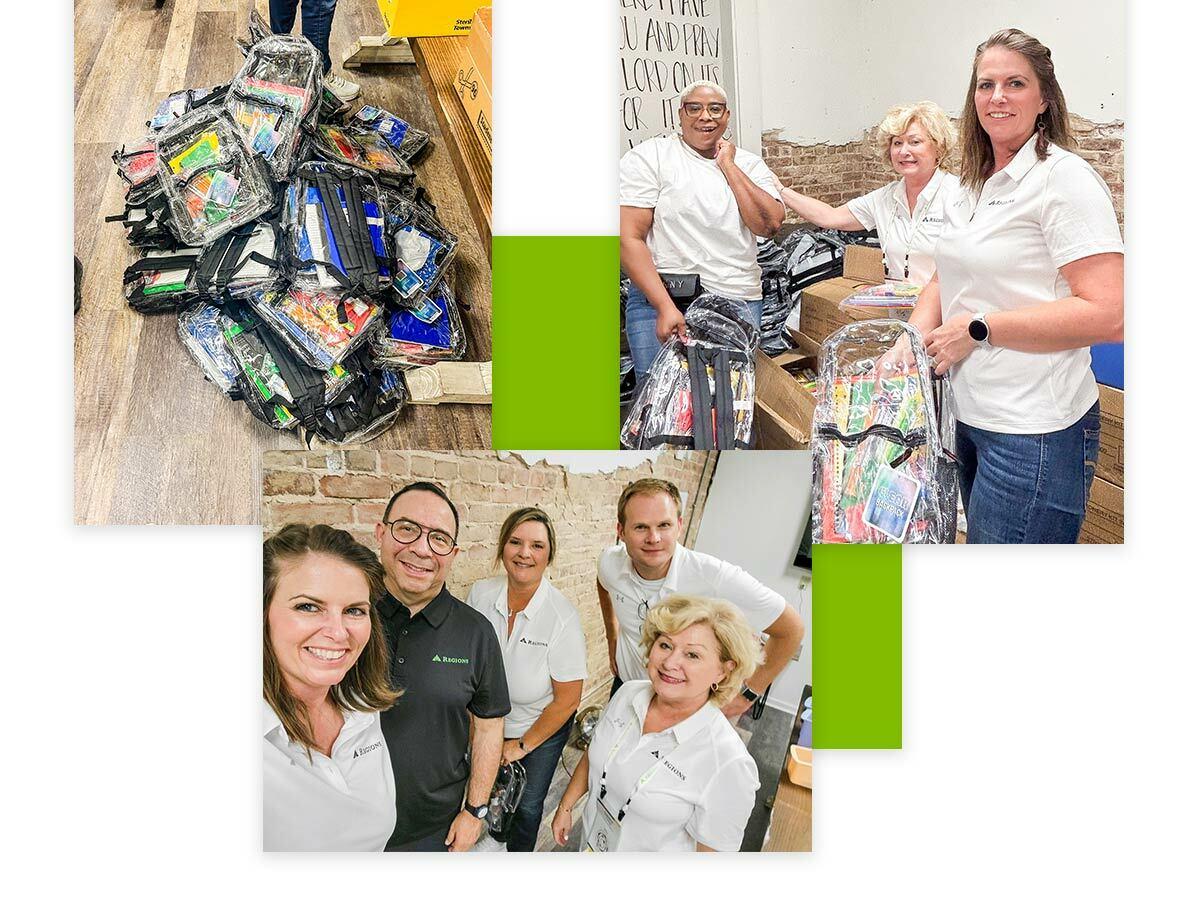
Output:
top-left (270, 0), bottom-right (336, 73)
top-left (625, 282), bottom-right (762, 387)
top-left (956, 402), bottom-right (1101, 544)
top-left (504, 717), bottom-right (573, 852)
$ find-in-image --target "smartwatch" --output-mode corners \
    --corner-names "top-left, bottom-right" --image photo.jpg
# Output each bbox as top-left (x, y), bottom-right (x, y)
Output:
top-left (464, 802), bottom-right (489, 820)
top-left (968, 313), bottom-right (990, 345)
top-left (740, 684), bottom-right (762, 703)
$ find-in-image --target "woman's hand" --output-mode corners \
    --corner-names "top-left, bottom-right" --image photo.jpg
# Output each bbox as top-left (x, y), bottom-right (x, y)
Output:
top-left (770, 171), bottom-right (784, 192)
top-left (552, 803), bottom-right (573, 846)
top-left (923, 314), bottom-right (977, 376)
top-left (875, 338), bottom-right (918, 381)
top-left (656, 304), bottom-right (688, 343)
top-left (501, 739), bottom-right (529, 766)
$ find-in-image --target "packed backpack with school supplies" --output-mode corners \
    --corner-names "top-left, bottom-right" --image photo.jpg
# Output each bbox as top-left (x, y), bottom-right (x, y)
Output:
top-left (177, 302), bottom-right (243, 398)
top-left (123, 247), bottom-right (203, 313)
top-left (811, 320), bottom-right (958, 544)
top-left (153, 105), bottom-right (276, 246)
top-left (621, 293), bottom-right (759, 450)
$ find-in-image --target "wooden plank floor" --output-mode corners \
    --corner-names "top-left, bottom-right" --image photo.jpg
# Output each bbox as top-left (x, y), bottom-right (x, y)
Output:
top-left (74, 0), bottom-right (492, 525)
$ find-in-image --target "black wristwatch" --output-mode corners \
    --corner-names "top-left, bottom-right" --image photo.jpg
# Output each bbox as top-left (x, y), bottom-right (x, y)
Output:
top-left (464, 802), bottom-right (489, 819)
top-left (740, 684), bottom-right (762, 703)
top-left (968, 313), bottom-right (990, 345)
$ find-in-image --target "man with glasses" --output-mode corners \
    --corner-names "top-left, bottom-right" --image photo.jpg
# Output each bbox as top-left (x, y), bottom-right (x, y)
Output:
top-left (596, 478), bottom-right (804, 721)
top-left (620, 79), bottom-right (785, 385)
top-left (374, 481), bottom-right (510, 851)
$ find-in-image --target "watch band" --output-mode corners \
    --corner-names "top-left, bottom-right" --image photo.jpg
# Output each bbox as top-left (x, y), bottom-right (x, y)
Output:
top-left (464, 802), bottom-right (489, 819)
top-left (741, 684), bottom-right (762, 703)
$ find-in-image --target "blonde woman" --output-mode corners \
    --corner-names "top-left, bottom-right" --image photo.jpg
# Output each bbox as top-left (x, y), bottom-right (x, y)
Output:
top-left (551, 595), bottom-right (765, 852)
top-left (263, 524), bottom-right (402, 851)
top-left (773, 101), bottom-right (959, 284)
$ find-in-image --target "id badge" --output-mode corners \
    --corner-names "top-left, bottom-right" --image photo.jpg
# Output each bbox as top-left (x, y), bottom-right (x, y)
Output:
top-left (585, 800), bottom-right (621, 853)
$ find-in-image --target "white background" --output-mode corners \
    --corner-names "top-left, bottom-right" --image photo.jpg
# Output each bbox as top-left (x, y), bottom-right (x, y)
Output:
top-left (10, 0), bottom-right (1195, 893)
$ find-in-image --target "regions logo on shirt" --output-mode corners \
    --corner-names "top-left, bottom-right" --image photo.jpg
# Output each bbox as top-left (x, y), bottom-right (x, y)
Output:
top-left (353, 740), bottom-right (383, 759)
top-left (518, 636), bottom-right (549, 647)
top-left (986, 198), bottom-right (1016, 207)
top-left (432, 653), bottom-right (470, 664)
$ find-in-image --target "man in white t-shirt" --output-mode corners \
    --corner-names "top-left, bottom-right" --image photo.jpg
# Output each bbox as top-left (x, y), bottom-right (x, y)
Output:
top-left (619, 80), bottom-right (785, 384)
top-left (595, 478), bottom-right (805, 720)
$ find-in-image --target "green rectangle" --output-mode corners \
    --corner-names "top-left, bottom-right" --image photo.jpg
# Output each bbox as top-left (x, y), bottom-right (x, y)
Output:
top-left (813, 544), bottom-right (902, 749)
top-left (492, 236), bottom-right (619, 449)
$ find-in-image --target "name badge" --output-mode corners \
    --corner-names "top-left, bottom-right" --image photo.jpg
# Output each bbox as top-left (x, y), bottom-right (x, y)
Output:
top-left (585, 798), bottom-right (621, 852)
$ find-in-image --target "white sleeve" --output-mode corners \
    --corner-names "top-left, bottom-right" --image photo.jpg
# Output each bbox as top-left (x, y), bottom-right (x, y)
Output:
top-left (687, 755), bottom-right (760, 851)
top-left (741, 154), bottom-right (783, 201)
top-left (845, 183), bottom-right (887, 231)
top-left (548, 612), bottom-right (589, 682)
top-left (596, 547), bottom-right (617, 594)
top-left (619, 144), bottom-right (660, 208)
top-left (464, 580), bottom-right (484, 614)
top-left (1041, 155), bottom-right (1124, 268)
top-left (713, 561), bottom-right (788, 634)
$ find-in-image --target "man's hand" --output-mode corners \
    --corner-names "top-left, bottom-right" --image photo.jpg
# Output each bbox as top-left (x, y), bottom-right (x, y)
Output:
top-left (444, 809), bottom-right (485, 851)
top-left (715, 138), bottom-right (737, 171)
top-left (501, 739), bottom-right (529, 766)
top-left (656, 304), bottom-right (687, 343)
top-left (720, 691), bottom-right (753, 722)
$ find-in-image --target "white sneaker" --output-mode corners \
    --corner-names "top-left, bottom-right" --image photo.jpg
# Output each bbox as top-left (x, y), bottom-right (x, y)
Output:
top-left (325, 73), bottom-right (361, 102)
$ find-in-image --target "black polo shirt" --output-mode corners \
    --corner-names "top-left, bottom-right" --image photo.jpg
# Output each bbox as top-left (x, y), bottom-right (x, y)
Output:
top-left (378, 585), bottom-right (510, 848)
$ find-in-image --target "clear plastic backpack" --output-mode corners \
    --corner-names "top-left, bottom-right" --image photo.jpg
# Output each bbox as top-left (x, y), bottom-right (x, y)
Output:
top-left (812, 320), bottom-right (958, 543)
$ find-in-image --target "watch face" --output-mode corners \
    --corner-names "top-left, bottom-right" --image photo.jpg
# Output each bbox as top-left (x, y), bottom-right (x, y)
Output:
top-left (969, 318), bottom-right (988, 341)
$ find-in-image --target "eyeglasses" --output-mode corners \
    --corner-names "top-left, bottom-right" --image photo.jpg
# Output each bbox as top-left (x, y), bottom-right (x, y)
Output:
top-left (383, 518), bottom-right (457, 556)
top-left (681, 102), bottom-right (728, 119)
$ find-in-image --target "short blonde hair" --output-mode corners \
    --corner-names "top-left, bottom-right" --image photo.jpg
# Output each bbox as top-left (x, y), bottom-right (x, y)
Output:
top-left (876, 101), bottom-right (956, 169)
top-left (639, 595), bottom-right (765, 708)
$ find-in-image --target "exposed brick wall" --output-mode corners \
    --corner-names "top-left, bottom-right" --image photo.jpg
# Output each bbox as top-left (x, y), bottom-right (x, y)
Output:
top-left (763, 114), bottom-right (1124, 227)
top-left (262, 450), bottom-right (717, 707)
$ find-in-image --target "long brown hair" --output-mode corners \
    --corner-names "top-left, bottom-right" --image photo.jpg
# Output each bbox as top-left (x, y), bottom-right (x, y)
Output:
top-left (959, 28), bottom-right (1076, 193)
top-left (263, 524), bottom-right (401, 752)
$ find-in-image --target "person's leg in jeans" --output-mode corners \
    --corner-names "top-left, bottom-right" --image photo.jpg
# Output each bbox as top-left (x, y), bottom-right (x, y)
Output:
top-left (624, 283), bottom-right (666, 388)
top-left (269, 0), bottom-right (299, 36)
top-left (299, 0), bottom-right (337, 73)
top-left (505, 719), bottom-right (573, 852)
top-left (963, 402), bottom-right (1100, 544)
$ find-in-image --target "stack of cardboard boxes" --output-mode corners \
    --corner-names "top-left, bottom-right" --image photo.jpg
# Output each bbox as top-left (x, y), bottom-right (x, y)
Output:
top-left (1080, 374), bottom-right (1124, 543)
top-left (453, 6), bottom-right (492, 162)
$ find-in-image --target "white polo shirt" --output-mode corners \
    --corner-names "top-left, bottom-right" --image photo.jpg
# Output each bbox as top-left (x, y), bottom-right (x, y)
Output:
top-left (263, 699), bottom-right (396, 851)
top-left (845, 169), bottom-right (959, 285)
top-left (935, 137), bottom-right (1124, 433)
top-left (580, 681), bottom-right (759, 852)
top-left (619, 133), bottom-right (783, 301)
top-left (597, 543), bottom-right (786, 684)
top-left (466, 574), bottom-right (589, 740)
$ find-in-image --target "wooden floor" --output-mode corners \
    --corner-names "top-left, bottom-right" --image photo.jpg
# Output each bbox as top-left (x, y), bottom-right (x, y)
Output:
top-left (74, 0), bottom-right (492, 525)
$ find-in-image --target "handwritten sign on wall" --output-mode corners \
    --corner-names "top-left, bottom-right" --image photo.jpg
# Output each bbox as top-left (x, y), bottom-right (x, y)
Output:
top-left (619, 0), bottom-right (730, 152)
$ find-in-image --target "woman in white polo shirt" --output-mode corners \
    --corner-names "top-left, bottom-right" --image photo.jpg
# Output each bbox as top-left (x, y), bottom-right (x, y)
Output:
top-left (772, 101), bottom-right (959, 286)
top-left (263, 523), bottom-right (402, 851)
top-left (620, 79), bottom-right (784, 385)
top-left (466, 507), bottom-right (587, 852)
top-left (906, 29), bottom-right (1123, 543)
top-left (551, 595), bottom-right (764, 852)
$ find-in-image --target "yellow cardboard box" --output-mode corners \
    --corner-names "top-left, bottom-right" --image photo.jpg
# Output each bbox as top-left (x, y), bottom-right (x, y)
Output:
top-left (377, 0), bottom-right (479, 38)
top-left (453, 10), bottom-right (492, 159)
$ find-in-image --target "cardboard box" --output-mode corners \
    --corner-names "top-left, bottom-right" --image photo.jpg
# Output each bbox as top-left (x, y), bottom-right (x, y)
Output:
top-left (1097, 384), bottom-right (1123, 488)
top-left (377, 0), bottom-right (480, 38)
top-left (1079, 476), bottom-right (1123, 544)
top-left (754, 350), bottom-right (817, 449)
top-left (798, 246), bottom-right (912, 345)
top-left (465, 7), bottom-right (491, 94)
top-left (453, 9), bottom-right (492, 159)
top-left (786, 745), bottom-right (813, 789)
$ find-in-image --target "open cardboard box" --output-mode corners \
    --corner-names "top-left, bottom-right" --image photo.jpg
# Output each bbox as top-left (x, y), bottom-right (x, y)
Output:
top-left (1097, 383), bottom-right (1123, 488)
top-left (798, 245), bottom-right (913, 344)
top-left (755, 349), bottom-right (818, 449)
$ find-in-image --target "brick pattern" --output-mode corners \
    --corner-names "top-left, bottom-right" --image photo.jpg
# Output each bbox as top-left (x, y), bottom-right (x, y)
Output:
top-left (763, 114), bottom-right (1124, 227)
top-left (262, 450), bottom-right (716, 707)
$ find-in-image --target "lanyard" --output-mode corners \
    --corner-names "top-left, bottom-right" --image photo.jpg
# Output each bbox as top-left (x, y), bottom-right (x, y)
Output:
top-left (597, 718), bottom-right (685, 823)
top-left (881, 172), bottom-right (944, 281)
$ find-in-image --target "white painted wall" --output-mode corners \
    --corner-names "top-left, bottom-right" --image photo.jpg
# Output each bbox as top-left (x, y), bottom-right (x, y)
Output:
top-left (691, 451), bottom-right (812, 718)
top-left (749, 0), bottom-right (1124, 144)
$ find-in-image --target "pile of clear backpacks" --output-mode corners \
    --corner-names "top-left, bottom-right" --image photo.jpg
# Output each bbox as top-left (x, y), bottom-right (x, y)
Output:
top-left (107, 11), bottom-right (467, 445)
top-left (620, 293), bottom-right (758, 450)
top-left (811, 320), bottom-right (958, 544)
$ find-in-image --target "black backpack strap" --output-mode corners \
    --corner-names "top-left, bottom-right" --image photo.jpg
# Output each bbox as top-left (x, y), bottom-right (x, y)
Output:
top-left (710, 348), bottom-right (735, 450)
top-left (687, 344), bottom-right (714, 451)
top-left (314, 172), bottom-right (366, 289)
top-left (342, 175), bottom-right (379, 286)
